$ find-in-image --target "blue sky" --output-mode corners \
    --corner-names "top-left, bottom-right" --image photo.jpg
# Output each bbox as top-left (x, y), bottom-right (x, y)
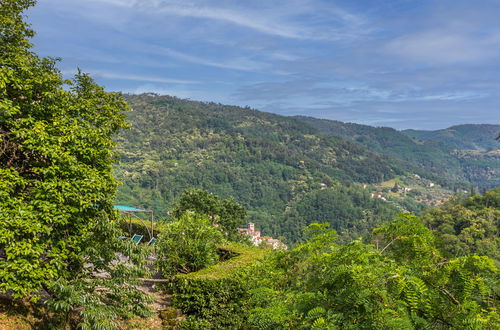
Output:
top-left (27, 0), bottom-right (500, 129)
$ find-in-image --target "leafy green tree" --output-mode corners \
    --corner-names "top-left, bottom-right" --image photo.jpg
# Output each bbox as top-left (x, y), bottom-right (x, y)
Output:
top-left (0, 1), bottom-right (149, 327)
top-left (423, 188), bottom-right (500, 265)
top-left (157, 211), bottom-right (224, 277)
top-left (172, 188), bottom-right (246, 239)
top-left (372, 214), bottom-right (439, 267)
top-left (243, 217), bottom-right (499, 329)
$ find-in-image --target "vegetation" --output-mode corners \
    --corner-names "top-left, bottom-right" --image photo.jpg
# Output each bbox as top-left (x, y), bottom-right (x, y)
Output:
top-left (119, 216), bottom-right (164, 239)
top-left (172, 188), bottom-right (247, 240)
top-left (168, 214), bottom-right (499, 329)
top-left (424, 188), bottom-right (500, 265)
top-left (0, 1), bottom-right (149, 328)
top-left (169, 242), bottom-right (270, 329)
top-left (296, 116), bottom-right (500, 189)
top-left (404, 124), bottom-right (500, 151)
top-left (157, 211), bottom-right (224, 277)
top-left (281, 184), bottom-right (401, 242)
top-left (115, 94), bottom-right (433, 241)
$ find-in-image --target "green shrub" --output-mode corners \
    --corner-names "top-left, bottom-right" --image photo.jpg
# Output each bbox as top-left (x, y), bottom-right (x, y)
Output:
top-left (157, 212), bottom-right (224, 277)
top-left (173, 276), bottom-right (249, 329)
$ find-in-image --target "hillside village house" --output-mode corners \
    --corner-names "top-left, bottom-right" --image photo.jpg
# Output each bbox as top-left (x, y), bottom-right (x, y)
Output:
top-left (238, 223), bottom-right (287, 250)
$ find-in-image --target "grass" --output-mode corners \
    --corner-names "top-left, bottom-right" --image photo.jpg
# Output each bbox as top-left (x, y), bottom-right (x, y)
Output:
top-left (380, 178), bottom-right (398, 188)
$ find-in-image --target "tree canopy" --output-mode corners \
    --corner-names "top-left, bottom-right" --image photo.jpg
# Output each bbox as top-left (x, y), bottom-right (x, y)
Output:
top-left (172, 188), bottom-right (247, 239)
top-left (423, 188), bottom-right (500, 266)
top-left (0, 1), bottom-right (149, 327)
top-left (168, 215), bottom-right (499, 329)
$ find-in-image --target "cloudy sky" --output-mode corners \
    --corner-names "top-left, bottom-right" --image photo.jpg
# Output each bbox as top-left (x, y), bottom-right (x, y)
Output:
top-left (27, 0), bottom-right (500, 129)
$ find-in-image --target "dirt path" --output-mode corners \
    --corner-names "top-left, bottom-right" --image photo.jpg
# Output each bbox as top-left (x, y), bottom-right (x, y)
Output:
top-left (138, 282), bottom-right (172, 313)
top-left (124, 257), bottom-right (184, 329)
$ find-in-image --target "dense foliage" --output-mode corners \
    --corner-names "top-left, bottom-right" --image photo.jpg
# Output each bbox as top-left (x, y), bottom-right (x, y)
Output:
top-left (115, 94), bottom-right (421, 241)
top-left (296, 116), bottom-right (500, 189)
top-left (171, 188), bottom-right (246, 239)
top-left (169, 242), bottom-right (270, 329)
top-left (170, 216), bottom-right (499, 329)
top-left (424, 188), bottom-right (500, 265)
top-left (157, 211), bottom-right (224, 277)
top-left (0, 1), bottom-right (149, 327)
top-left (281, 185), bottom-right (401, 242)
top-left (404, 125), bottom-right (500, 151)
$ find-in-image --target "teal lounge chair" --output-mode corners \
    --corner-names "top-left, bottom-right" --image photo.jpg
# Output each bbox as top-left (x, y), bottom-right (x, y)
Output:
top-left (148, 237), bottom-right (157, 245)
top-left (131, 234), bottom-right (143, 244)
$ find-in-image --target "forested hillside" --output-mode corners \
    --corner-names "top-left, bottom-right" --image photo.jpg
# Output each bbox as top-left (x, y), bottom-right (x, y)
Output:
top-left (295, 116), bottom-right (500, 189)
top-left (404, 124), bottom-right (500, 151)
top-left (115, 94), bottom-right (415, 240)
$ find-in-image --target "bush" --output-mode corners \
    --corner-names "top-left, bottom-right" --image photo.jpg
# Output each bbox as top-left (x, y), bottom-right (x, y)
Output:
top-left (157, 212), bottom-right (224, 277)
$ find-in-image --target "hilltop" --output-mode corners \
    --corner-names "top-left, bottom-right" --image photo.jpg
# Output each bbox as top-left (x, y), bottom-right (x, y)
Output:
top-left (295, 116), bottom-right (500, 189)
top-left (404, 124), bottom-right (500, 151)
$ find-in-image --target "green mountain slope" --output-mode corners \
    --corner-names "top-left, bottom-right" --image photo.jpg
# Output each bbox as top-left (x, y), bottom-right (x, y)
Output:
top-left (404, 124), bottom-right (500, 151)
top-left (295, 116), bottom-right (500, 189)
top-left (115, 94), bottom-right (413, 240)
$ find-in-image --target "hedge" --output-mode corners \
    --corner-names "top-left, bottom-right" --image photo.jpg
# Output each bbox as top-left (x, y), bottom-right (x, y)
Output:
top-left (169, 243), bottom-right (270, 329)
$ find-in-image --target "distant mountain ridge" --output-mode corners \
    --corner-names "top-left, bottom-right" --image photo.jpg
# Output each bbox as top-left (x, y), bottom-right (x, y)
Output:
top-left (294, 116), bottom-right (500, 189)
top-left (403, 124), bottom-right (500, 151)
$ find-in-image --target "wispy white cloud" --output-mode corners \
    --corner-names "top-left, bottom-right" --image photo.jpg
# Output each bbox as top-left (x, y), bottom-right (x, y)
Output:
top-left (415, 92), bottom-right (486, 101)
top-left (267, 51), bottom-right (302, 61)
top-left (384, 30), bottom-right (500, 65)
top-left (29, 0), bottom-right (500, 129)
top-left (157, 5), bottom-right (309, 40)
top-left (156, 2), bottom-right (369, 41)
top-left (62, 69), bottom-right (198, 84)
top-left (126, 84), bottom-right (230, 103)
top-left (87, 0), bottom-right (136, 7)
top-left (85, 0), bottom-right (368, 41)
top-left (150, 46), bottom-right (263, 72)
top-left (233, 77), bottom-right (487, 107)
